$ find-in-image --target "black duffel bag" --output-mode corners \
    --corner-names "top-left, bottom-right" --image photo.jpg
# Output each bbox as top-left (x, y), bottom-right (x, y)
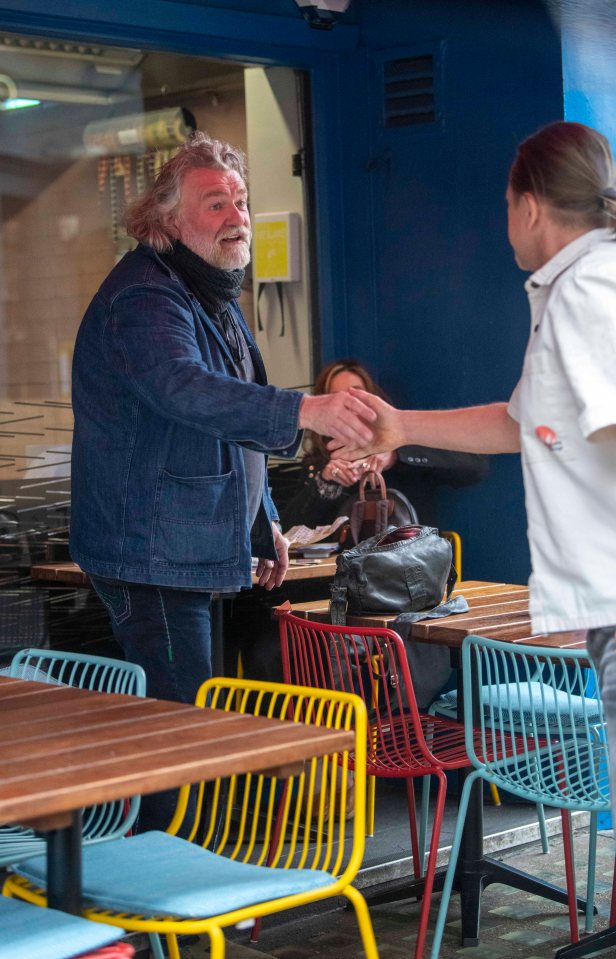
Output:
top-left (329, 524), bottom-right (457, 626)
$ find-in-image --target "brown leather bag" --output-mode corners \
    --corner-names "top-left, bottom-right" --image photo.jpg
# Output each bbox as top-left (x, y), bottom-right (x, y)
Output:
top-left (348, 471), bottom-right (418, 545)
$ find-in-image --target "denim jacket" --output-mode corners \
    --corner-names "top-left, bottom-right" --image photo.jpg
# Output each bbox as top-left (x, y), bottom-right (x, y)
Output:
top-left (70, 244), bottom-right (303, 589)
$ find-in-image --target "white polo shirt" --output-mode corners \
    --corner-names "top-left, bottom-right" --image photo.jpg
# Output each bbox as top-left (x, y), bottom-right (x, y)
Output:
top-left (508, 228), bottom-right (616, 633)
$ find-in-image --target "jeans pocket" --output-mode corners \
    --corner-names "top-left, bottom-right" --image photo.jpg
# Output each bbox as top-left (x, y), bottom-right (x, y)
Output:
top-left (92, 577), bottom-right (131, 625)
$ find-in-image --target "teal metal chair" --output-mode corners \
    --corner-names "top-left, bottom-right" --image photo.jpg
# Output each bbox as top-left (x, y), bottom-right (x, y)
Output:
top-left (424, 645), bottom-right (603, 860)
top-left (0, 648), bottom-right (146, 867)
top-left (429, 635), bottom-right (610, 959)
top-left (0, 895), bottom-right (132, 959)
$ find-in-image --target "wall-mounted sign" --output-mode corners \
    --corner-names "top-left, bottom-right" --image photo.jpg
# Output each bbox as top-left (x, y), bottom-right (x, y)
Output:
top-left (253, 212), bottom-right (301, 282)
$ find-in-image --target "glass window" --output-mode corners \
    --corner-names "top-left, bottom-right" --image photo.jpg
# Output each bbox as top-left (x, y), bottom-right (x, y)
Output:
top-left (0, 32), bottom-right (314, 659)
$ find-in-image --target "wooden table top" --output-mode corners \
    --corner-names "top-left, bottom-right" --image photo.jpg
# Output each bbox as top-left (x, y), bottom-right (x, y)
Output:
top-left (30, 556), bottom-right (339, 588)
top-left (289, 580), bottom-right (587, 651)
top-left (0, 676), bottom-right (353, 826)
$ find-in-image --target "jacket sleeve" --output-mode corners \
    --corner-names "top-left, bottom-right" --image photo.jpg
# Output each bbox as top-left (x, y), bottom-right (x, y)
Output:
top-left (104, 283), bottom-right (303, 456)
top-left (396, 445), bottom-right (489, 488)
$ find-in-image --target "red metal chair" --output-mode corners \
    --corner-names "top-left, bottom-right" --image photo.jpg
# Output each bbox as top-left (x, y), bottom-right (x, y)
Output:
top-left (277, 609), bottom-right (474, 959)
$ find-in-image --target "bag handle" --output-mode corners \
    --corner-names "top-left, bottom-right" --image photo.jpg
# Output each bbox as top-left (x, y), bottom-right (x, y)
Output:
top-left (358, 470), bottom-right (387, 501)
top-left (351, 470), bottom-right (390, 544)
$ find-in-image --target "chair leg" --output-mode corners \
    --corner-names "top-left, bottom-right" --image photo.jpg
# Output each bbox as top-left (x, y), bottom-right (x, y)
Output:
top-left (610, 841), bottom-right (616, 926)
top-left (148, 934), bottom-right (165, 959)
top-left (414, 770), bottom-right (447, 959)
top-left (429, 769), bottom-right (480, 959)
top-left (537, 801), bottom-right (550, 854)
top-left (343, 884), bottom-right (380, 959)
top-left (419, 774), bottom-right (430, 877)
top-left (165, 934), bottom-right (181, 959)
top-left (561, 809), bottom-right (580, 944)
top-left (406, 777), bottom-right (421, 881)
top-left (208, 926), bottom-right (227, 959)
top-left (586, 811), bottom-right (598, 934)
top-left (367, 775), bottom-right (376, 837)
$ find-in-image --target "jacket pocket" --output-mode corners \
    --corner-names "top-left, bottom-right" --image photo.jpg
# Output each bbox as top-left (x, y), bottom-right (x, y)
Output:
top-left (152, 469), bottom-right (240, 567)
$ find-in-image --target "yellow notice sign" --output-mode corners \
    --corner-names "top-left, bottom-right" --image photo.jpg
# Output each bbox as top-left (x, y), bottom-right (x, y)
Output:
top-left (253, 212), bottom-right (300, 282)
top-left (254, 220), bottom-right (288, 280)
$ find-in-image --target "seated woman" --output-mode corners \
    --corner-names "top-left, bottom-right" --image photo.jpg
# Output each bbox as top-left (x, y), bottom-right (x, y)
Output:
top-left (279, 358), bottom-right (488, 533)
top-left (228, 360), bottom-right (488, 688)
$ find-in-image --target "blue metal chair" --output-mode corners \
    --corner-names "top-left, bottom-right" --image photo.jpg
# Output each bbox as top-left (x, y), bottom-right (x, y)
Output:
top-left (429, 635), bottom-right (609, 959)
top-left (0, 648), bottom-right (146, 865)
top-left (0, 892), bottom-right (130, 959)
top-left (425, 647), bottom-right (602, 858)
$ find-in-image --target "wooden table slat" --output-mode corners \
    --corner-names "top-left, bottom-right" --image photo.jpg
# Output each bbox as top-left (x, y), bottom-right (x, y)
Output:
top-left (0, 678), bottom-right (354, 825)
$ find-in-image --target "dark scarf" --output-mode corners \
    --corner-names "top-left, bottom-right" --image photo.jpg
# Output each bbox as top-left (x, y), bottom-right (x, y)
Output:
top-left (161, 240), bottom-right (244, 315)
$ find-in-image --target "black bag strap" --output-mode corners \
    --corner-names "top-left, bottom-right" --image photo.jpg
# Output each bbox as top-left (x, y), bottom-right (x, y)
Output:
top-left (330, 583), bottom-right (348, 626)
top-left (445, 560), bottom-right (457, 599)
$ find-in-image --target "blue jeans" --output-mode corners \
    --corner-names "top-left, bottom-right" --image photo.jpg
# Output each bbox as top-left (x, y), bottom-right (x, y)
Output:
top-left (90, 576), bottom-right (213, 832)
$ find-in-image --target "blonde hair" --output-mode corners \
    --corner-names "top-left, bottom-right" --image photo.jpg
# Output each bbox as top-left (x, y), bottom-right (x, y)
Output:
top-left (125, 132), bottom-right (247, 252)
top-left (509, 121), bottom-right (616, 229)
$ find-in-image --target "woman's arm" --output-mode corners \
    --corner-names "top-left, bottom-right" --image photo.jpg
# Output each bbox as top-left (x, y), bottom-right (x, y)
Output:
top-left (329, 393), bottom-right (521, 459)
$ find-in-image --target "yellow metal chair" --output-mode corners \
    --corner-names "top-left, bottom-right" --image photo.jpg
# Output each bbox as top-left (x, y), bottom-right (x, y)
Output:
top-left (4, 678), bottom-right (379, 959)
top-left (440, 530), bottom-right (462, 580)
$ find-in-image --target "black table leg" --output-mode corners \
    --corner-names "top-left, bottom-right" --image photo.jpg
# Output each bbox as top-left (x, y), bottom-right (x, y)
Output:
top-left (554, 923), bottom-right (616, 959)
top-left (44, 810), bottom-right (82, 914)
top-left (210, 596), bottom-right (225, 678)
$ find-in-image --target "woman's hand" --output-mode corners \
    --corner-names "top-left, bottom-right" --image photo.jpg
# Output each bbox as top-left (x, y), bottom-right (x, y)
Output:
top-left (351, 451), bottom-right (398, 474)
top-left (321, 458), bottom-right (362, 487)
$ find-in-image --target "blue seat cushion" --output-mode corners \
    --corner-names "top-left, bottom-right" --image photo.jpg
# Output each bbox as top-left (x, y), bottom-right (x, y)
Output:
top-left (434, 683), bottom-right (601, 728)
top-left (17, 831), bottom-right (336, 919)
top-left (0, 895), bottom-right (124, 959)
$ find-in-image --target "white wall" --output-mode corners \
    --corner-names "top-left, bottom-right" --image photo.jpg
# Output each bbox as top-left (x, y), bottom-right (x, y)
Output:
top-left (244, 66), bottom-right (313, 391)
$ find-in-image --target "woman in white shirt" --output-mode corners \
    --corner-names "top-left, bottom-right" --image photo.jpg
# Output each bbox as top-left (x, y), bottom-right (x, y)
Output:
top-left (330, 120), bottom-right (616, 813)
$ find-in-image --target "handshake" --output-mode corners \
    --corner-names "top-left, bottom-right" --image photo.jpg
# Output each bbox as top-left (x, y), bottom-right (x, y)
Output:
top-left (298, 388), bottom-right (401, 461)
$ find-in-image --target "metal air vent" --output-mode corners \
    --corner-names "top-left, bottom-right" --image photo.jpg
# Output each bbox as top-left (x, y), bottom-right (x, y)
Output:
top-left (382, 53), bottom-right (436, 128)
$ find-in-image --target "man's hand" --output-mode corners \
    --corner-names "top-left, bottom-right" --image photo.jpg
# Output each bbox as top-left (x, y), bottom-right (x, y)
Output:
top-left (298, 390), bottom-right (376, 447)
top-left (254, 523), bottom-right (290, 590)
top-left (327, 390), bottom-right (405, 460)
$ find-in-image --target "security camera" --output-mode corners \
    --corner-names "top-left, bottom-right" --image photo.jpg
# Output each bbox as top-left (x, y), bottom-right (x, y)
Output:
top-left (294, 0), bottom-right (352, 29)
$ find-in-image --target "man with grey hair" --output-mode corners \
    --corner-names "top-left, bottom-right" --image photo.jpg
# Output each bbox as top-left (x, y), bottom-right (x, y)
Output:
top-left (70, 132), bottom-right (375, 830)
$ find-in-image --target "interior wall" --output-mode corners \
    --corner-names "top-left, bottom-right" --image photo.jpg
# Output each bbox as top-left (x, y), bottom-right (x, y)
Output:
top-left (245, 66), bottom-right (312, 391)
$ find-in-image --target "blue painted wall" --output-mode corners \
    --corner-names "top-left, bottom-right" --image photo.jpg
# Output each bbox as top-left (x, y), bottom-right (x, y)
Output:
top-left (335, 0), bottom-right (564, 582)
top-left (560, 2), bottom-right (616, 149)
top-left (0, 0), bottom-right (568, 583)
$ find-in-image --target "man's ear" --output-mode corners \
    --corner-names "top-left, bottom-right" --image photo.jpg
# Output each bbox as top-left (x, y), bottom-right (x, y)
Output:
top-left (162, 211), bottom-right (180, 240)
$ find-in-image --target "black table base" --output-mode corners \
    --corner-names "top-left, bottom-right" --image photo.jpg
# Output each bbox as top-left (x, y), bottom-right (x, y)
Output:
top-left (40, 809), bottom-right (82, 914)
top-left (362, 857), bottom-right (590, 948)
top-left (555, 923), bottom-right (616, 959)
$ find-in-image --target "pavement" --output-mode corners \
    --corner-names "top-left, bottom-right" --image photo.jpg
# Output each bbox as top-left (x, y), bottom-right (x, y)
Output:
top-left (165, 811), bottom-right (616, 959)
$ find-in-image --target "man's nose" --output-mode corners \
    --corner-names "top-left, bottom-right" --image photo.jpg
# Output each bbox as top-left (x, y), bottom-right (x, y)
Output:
top-left (226, 204), bottom-right (249, 226)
